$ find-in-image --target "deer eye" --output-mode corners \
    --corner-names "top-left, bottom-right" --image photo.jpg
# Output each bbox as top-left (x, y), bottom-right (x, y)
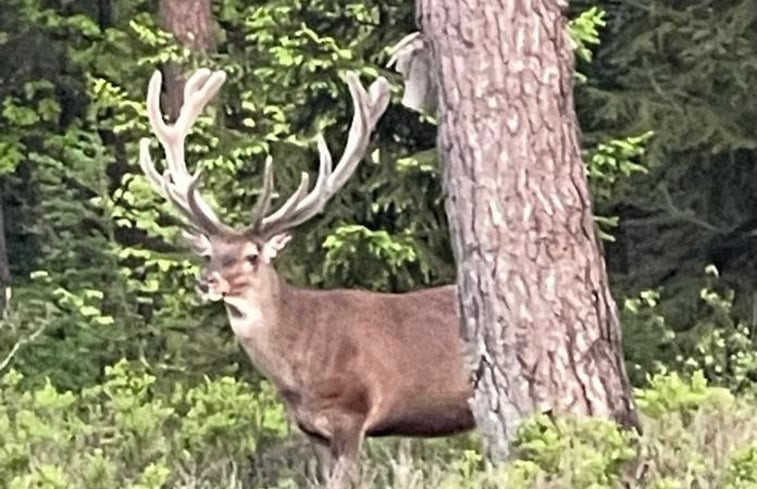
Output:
top-left (246, 254), bottom-right (259, 266)
top-left (202, 254), bottom-right (211, 263)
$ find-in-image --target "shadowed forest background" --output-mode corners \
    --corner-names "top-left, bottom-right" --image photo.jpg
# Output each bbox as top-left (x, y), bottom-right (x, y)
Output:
top-left (1, 0), bottom-right (757, 487)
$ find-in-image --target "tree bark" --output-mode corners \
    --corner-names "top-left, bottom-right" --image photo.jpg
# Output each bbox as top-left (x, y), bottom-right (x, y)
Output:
top-left (158, 0), bottom-right (215, 120)
top-left (0, 184), bottom-right (10, 315)
top-left (418, 0), bottom-right (640, 460)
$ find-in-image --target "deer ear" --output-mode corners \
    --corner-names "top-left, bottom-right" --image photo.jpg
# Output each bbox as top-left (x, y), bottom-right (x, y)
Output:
top-left (262, 234), bottom-right (291, 263)
top-left (181, 229), bottom-right (211, 255)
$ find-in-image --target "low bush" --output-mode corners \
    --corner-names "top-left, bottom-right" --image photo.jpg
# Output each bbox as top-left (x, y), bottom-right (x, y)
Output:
top-left (1, 362), bottom-right (756, 488)
top-left (0, 360), bottom-right (289, 489)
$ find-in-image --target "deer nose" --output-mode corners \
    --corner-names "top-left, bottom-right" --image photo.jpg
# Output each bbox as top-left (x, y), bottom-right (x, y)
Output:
top-left (206, 272), bottom-right (230, 294)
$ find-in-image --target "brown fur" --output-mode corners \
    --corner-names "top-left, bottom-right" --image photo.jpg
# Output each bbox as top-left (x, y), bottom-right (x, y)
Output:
top-left (198, 235), bottom-right (475, 483)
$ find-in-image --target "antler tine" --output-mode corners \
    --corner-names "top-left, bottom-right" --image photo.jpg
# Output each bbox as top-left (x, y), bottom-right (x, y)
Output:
top-left (186, 172), bottom-right (228, 234)
top-left (140, 69), bottom-right (233, 235)
top-left (139, 137), bottom-right (199, 223)
top-left (325, 73), bottom-right (375, 191)
top-left (250, 156), bottom-right (276, 230)
top-left (253, 73), bottom-right (390, 238)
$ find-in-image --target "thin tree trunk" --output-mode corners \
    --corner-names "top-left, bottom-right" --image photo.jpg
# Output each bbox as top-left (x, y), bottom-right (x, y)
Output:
top-left (158, 0), bottom-right (215, 120)
top-left (418, 0), bottom-right (640, 460)
top-left (0, 183), bottom-right (10, 315)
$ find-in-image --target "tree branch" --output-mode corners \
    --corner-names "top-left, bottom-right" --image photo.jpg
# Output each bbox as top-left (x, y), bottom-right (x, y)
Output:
top-left (0, 323), bottom-right (46, 372)
top-left (659, 186), bottom-right (733, 235)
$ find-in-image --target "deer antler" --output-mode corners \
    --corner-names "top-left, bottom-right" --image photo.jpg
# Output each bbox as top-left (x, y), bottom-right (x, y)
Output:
top-left (139, 68), bottom-right (234, 235)
top-left (139, 68), bottom-right (390, 239)
top-left (245, 72), bottom-right (391, 238)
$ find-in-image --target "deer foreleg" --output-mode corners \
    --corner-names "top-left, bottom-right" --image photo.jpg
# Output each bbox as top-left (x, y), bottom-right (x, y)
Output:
top-left (306, 434), bottom-right (336, 485)
top-left (304, 411), bottom-right (365, 488)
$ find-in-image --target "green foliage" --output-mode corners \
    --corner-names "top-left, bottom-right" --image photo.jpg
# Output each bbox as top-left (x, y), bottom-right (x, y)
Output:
top-left (724, 444), bottom-right (757, 487)
top-left (587, 131), bottom-right (653, 204)
top-left (635, 370), bottom-right (732, 418)
top-left (569, 6), bottom-right (607, 64)
top-left (511, 415), bottom-right (637, 487)
top-left (576, 0), bottom-right (757, 338)
top-left (323, 224), bottom-right (423, 289)
top-left (622, 266), bottom-right (757, 393)
top-left (587, 131), bottom-right (653, 240)
top-left (621, 289), bottom-right (676, 385)
top-left (676, 266), bottom-right (757, 392)
top-left (633, 371), bottom-right (757, 489)
top-left (2, 366), bottom-right (754, 489)
top-left (0, 361), bottom-right (289, 489)
top-left (0, 0), bottom-right (433, 388)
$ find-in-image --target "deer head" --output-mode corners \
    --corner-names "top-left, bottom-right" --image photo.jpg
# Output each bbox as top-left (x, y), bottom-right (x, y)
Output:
top-left (138, 68), bottom-right (390, 303)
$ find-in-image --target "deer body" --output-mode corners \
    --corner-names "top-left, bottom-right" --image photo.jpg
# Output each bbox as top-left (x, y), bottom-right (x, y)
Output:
top-left (240, 280), bottom-right (472, 438)
top-left (205, 236), bottom-right (473, 465)
top-left (137, 68), bottom-right (475, 485)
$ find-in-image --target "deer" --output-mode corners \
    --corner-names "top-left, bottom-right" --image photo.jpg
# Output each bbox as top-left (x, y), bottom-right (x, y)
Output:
top-left (137, 67), bottom-right (475, 486)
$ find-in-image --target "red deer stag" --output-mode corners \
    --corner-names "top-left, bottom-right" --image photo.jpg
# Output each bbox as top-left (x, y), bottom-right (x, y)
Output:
top-left (138, 68), bottom-right (474, 485)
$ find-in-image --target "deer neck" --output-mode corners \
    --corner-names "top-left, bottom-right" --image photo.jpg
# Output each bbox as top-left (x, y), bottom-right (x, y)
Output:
top-left (221, 266), bottom-right (292, 385)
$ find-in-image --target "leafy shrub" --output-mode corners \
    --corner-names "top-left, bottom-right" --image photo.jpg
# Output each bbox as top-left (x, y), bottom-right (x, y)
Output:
top-left (622, 266), bottom-right (757, 393)
top-left (634, 371), bottom-right (757, 489)
top-left (0, 360), bottom-right (289, 489)
top-left (677, 269), bottom-right (757, 393)
top-left (511, 415), bottom-right (637, 487)
top-left (724, 444), bottom-right (757, 488)
top-left (621, 289), bottom-right (677, 385)
top-left (2, 352), bottom-right (757, 488)
top-left (635, 370), bottom-right (732, 418)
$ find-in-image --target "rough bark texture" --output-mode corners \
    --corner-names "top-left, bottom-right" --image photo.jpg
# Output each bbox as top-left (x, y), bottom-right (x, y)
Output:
top-left (418, 0), bottom-right (640, 460)
top-left (0, 186), bottom-right (9, 315)
top-left (158, 0), bottom-right (215, 120)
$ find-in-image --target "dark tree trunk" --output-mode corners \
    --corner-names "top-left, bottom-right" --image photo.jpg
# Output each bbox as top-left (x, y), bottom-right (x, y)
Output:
top-left (158, 0), bottom-right (215, 120)
top-left (418, 0), bottom-right (640, 460)
top-left (0, 184), bottom-right (10, 315)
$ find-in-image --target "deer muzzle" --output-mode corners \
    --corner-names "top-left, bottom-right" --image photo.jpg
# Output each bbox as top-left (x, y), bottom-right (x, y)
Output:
top-left (197, 271), bottom-right (230, 302)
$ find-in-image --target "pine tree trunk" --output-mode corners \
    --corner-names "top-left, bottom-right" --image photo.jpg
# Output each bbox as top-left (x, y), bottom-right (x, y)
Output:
top-left (158, 0), bottom-right (215, 120)
top-left (417, 0), bottom-right (640, 460)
